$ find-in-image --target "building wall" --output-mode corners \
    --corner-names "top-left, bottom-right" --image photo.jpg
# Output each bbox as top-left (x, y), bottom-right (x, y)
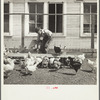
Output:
top-left (4, 0), bottom-right (97, 49)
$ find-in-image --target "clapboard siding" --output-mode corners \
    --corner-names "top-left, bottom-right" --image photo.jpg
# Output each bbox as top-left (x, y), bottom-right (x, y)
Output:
top-left (66, 3), bottom-right (80, 37)
top-left (67, 28), bottom-right (80, 37)
top-left (67, 2), bottom-right (80, 13)
top-left (13, 3), bottom-right (24, 13)
top-left (4, 37), bottom-right (21, 48)
top-left (49, 38), bottom-right (97, 49)
top-left (4, 0), bottom-right (97, 50)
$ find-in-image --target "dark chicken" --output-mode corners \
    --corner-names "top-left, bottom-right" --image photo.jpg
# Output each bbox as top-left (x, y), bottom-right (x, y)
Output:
top-left (53, 58), bottom-right (61, 69)
top-left (54, 46), bottom-right (61, 54)
top-left (68, 57), bottom-right (82, 73)
top-left (59, 57), bottom-right (71, 67)
top-left (54, 45), bottom-right (66, 54)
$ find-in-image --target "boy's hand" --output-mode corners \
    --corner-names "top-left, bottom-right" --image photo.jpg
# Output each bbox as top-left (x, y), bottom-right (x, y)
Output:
top-left (36, 48), bottom-right (39, 52)
top-left (40, 37), bottom-right (43, 40)
top-left (45, 43), bottom-right (48, 48)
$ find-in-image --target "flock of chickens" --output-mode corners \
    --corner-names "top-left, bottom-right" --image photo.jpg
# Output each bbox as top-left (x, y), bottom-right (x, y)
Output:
top-left (3, 48), bottom-right (97, 79)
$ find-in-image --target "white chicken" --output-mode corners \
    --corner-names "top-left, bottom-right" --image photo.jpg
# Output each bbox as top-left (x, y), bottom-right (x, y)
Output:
top-left (25, 61), bottom-right (39, 72)
top-left (87, 59), bottom-right (97, 67)
top-left (24, 52), bottom-right (36, 66)
top-left (4, 58), bottom-right (12, 64)
top-left (77, 53), bottom-right (85, 64)
top-left (20, 53), bottom-right (41, 75)
top-left (78, 54), bottom-right (85, 61)
top-left (41, 56), bottom-right (49, 68)
top-left (4, 59), bottom-right (15, 78)
top-left (36, 57), bottom-right (42, 64)
top-left (49, 57), bottom-right (55, 65)
top-left (87, 59), bottom-right (97, 72)
top-left (4, 59), bottom-right (15, 72)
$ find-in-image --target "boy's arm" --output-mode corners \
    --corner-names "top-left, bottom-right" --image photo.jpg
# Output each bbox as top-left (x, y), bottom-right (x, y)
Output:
top-left (45, 35), bottom-right (52, 48)
top-left (37, 35), bottom-right (40, 49)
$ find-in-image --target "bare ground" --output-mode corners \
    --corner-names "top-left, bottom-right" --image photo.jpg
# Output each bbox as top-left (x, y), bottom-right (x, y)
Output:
top-left (4, 58), bottom-right (97, 85)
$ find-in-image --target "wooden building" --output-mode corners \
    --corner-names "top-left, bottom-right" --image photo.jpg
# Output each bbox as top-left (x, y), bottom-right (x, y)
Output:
top-left (4, 0), bottom-right (97, 51)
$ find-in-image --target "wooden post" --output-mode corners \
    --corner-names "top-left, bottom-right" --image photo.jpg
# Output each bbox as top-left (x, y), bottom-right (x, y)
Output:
top-left (21, 15), bottom-right (25, 48)
top-left (91, 14), bottom-right (95, 57)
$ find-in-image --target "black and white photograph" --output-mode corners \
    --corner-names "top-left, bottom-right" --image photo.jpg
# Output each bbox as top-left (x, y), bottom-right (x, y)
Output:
top-left (2, 0), bottom-right (99, 100)
top-left (3, 0), bottom-right (98, 85)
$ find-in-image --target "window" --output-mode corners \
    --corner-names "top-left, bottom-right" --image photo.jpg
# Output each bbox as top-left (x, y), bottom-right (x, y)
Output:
top-left (83, 3), bottom-right (97, 34)
top-left (28, 3), bottom-right (44, 32)
top-left (4, 3), bottom-right (9, 32)
top-left (49, 3), bottom-right (63, 33)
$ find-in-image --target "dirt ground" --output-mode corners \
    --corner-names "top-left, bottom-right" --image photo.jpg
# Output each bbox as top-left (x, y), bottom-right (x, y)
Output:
top-left (4, 57), bottom-right (97, 85)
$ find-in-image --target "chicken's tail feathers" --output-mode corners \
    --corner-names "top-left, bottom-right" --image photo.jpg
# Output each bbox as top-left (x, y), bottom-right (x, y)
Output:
top-left (63, 46), bottom-right (66, 49)
top-left (27, 52), bottom-right (32, 58)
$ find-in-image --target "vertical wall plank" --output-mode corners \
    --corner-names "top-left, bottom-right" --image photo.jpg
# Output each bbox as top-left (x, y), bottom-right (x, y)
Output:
top-left (22, 15), bottom-right (25, 47)
top-left (91, 14), bottom-right (95, 49)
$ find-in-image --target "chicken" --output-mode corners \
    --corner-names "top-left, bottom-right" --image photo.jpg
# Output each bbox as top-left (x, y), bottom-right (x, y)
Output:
top-left (4, 59), bottom-right (15, 72)
top-left (41, 56), bottom-right (49, 68)
top-left (24, 52), bottom-right (36, 66)
top-left (25, 61), bottom-right (39, 72)
top-left (36, 57), bottom-right (43, 68)
top-left (20, 60), bottom-right (26, 69)
top-left (54, 45), bottom-right (66, 54)
top-left (77, 54), bottom-right (85, 63)
top-left (87, 59), bottom-right (97, 72)
top-left (59, 57), bottom-right (70, 67)
top-left (53, 58), bottom-right (62, 69)
top-left (25, 58), bottom-right (35, 66)
top-left (36, 57), bottom-right (43, 64)
top-left (27, 52), bottom-right (32, 58)
top-left (54, 45), bottom-right (61, 54)
top-left (4, 58), bottom-right (12, 64)
top-left (68, 57), bottom-right (82, 73)
top-left (20, 57), bottom-right (40, 75)
top-left (49, 57), bottom-right (55, 65)
top-left (4, 59), bottom-right (15, 78)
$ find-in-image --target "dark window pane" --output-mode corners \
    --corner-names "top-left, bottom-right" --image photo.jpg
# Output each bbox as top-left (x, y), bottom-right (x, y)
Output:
top-left (4, 4), bottom-right (9, 32)
top-left (49, 4), bottom-right (55, 14)
top-left (29, 3), bottom-right (35, 13)
top-left (4, 20), bottom-right (9, 32)
top-left (29, 3), bottom-right (43, 32)
top-left (57, 15), bottom-right (62, 32)
top-left (29, 24), bottom-right (35, 32)
top-left (29, 3), bottom-right (35, 20)
top-left (4, 4), bottom-right (9, 13)
top-left (29, 15), bottom-right (35, 21)
top-left (91, 4), bottom-right (97, 13)
top-left (94, 25), bottom-right (97, 33)
top-left (84, 24), bottom-right (90, 33)
top-left (95, 15), bottom-right (97, 24)
top-left (84, 15), bottom-right (90, 24)
top-left (57, 4), bottom-right (62, 13)
top-left (49, 15), bottom-right (55, 32)
top-left (83, 3), bottom-right (97, 34)
top-left (37, 15), bottom-right (43, 23)
top-left (37, 24), bottom-right (43, 29)
top-left (37, 4), bottom-right (43, 13)
top-left (84, 4), bottom-right (90, 13)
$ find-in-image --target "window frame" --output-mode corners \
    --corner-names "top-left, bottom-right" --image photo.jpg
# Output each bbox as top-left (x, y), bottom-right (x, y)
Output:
top-left (80, 1), bottom-right (97, 37)
top-left (48, 2), bottom-right (63, 35)
top-left (28, 3), bottom-right (44, 33)
top-left (25, 2), bottom-right (66, 37)
top-left (25, 2), bottom-right (44, 36)
top-left (4, 2), bottom-right (13, 36)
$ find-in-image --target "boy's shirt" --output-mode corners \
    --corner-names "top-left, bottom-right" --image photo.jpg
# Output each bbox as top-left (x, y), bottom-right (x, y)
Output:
top-left (39, 29), bottom-right (52, 37)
